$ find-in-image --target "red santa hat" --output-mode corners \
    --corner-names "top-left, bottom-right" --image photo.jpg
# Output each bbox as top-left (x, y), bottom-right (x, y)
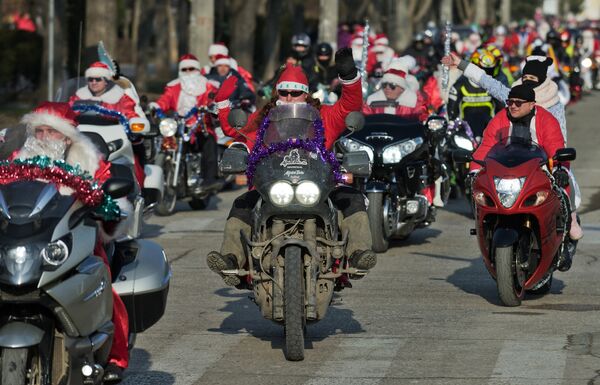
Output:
top-left (208, 42), bottom-right (229, 57)
top-left (178, 54), bottom-right (201, 71)
top-left (372, 33), bottom-right (389, 53)
top-left (276, 65), bottom-right (309, 94)
top-left (85, 61), bottom-right (113, 79)
top-left (382, 60), bottom-right (408, 89)
top-left (351, 33), bottom-right (363, 47)
top-left (213, 54), bottom-right (231, 67)
top-left (21, 101), bottom-right (78, 138)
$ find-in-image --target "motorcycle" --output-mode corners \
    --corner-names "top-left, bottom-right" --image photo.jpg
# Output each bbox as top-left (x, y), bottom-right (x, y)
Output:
top-left (336, 111), bottom-right (449, 252)
top-left (219, 106), bottom-right (371, 361)
top-left (0, 171), bottom-right (170, 384)
top-left (153, 106), bottom-right (224, 216)
top-left (454, 135), bottom-right (576, 306)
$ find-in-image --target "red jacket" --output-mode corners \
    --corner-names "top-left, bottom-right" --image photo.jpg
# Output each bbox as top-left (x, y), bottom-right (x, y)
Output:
top-left (153, 79), bottom-right (217, 136)
top-left (219, 77), bottom-right (363, 151)
top-left (69, 85), bottom-right (140, 120)
top-left (363, 89), bottom-right (429, 121)
top-left (470, 106), bottom-right (565, 171)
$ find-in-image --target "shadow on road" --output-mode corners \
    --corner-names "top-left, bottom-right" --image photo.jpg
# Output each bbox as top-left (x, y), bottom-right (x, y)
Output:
top-left (443, 197), bottom-right (474, 219)
top-left (208, 287), bottom-right (365, 352)
top-left (121, 348), bottom-right (175, 385)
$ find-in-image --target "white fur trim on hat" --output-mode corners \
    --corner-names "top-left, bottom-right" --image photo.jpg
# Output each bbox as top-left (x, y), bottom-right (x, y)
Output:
top-left (208, 44), bottom-right (229, 57)
top-left (276, 81), bottom-right (309, 93)
top-left (85, 66), bottom-right (112, 79)
top-left (382, 72), bottom-right (408, 89)
top-left (214, 57), bottom-right (231, 66)
top-left (21, 111), bottom-right (78, 139)
top-left (179, 58), bottom-right (201, 71)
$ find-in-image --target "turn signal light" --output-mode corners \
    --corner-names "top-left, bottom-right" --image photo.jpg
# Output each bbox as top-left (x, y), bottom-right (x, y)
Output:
top-left (474, 191), bottom-right (494, 207)
top-left (523, 191), bottom-right (549, 207)
top-left (235, 174), bottom-right (247, 185)
top-left (130, 123), bottom-right (146, 132)
top-left (342, 173), bottom-right (354, 185)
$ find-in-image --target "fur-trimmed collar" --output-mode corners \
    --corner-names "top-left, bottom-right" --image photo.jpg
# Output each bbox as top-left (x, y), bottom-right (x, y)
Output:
top-left (75, 83), bottom-right (125, 105)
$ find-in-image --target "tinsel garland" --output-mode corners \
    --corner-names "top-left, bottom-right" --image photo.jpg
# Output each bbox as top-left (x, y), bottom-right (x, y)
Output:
top-left (72, 104), bottom-right (131, 134)
top-left (0, 157), bottom-right (121, 221)
top-left (154, 106), bottom-right (198, 120)
top-left (246, 116), bottom-right (343, 185)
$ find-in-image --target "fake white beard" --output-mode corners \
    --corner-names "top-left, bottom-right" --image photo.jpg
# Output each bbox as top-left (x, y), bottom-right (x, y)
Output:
top-left (19, 136), bottom-right (67, 161)
top-left (177, 72), bottom-right (206, 115)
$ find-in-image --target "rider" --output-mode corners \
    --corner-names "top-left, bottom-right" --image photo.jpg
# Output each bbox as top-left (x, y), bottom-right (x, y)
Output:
top-left (363, 58), bottom-right (429, 121)
top-left (150, 54), bottom-right (221, 191)
top-left (205, 54), bottom-right (256, 109)
top-left (15, 102), bottom-right (130, 383)
top-left (206, 48), bottom-right (377, 287)
top-left (203, 42), bottom-right (255, 93)
top-left (447, 48), bottom-right (501, 139)
top-left (470, 84), bottom-right (583, 270)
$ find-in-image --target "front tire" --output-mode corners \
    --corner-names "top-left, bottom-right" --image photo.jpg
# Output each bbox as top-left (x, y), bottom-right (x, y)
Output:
top-left (189, 196), bottom-right (210, 210)
top-left (1, 348), bottom-right (28, 385)
top-left (283, 246), bottom-right (305, 361)
top-left (495, 246), bottom-right (525, 306)
top-left (155, 153), bottom-right (178, 216)
top-left (367, 192), bottom-right (390, 253)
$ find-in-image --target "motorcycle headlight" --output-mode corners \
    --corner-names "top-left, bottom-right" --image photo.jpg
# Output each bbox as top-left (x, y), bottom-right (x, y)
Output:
top-left (453, 135), bottom-right (474, 151)
top-left (295, 181), bottom-right (321, 206)
top-left (582, 58), bottom-right (593, 69)
top-left (1, 245), bottom-right (43, 285)
top-left (427, 118), bottom-right (446, 131)
top-left (269, 181), bottom-right (294, 207)
top-left (339, 138), bottom-right (374, 162)
top-left (159, 118), bottom-right (178, 137)
top-left (494, 177), bottom-right (526, 208)
top-left (41, 240), bottom-right (69, 266)
top-left (382, 138), bottom-right (423, 164)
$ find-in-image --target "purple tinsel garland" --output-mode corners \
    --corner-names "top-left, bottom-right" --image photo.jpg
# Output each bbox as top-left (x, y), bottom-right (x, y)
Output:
top-left (246, 116), bottom-right (343, 185)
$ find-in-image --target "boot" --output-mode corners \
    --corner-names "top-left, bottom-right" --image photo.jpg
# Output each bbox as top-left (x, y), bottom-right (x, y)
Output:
top-left (569, 212), bottom-right (583, 240)
top-left (557, 239), bottom-right (577, 272)
top-left (342, 212), bottom-right (377, 271)
top-left (206, 217), bottom-right (251, 286)
top-left (103, 363), bottom-right (124, 384)
top-left (433, 176), bottom-right (445, 207)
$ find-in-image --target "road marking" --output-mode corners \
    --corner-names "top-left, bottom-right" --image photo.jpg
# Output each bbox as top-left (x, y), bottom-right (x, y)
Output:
top-left (488, 338), bottom-right (566, 385)
top-left (304, 337), bottom-right (404, 385)
top-left (122, 333), bottom-right (242, 385)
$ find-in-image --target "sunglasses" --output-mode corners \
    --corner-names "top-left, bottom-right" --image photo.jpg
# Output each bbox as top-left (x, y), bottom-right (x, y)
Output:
top-left (279, 90), bottom-right (305, 97)
top-left (181, 67), bottom-right (197, 72)
top-left (382, 82), bottom-right (398, 90)
top-left (506, 99), bottom-right (529, 107)
top-left (87, 77), bottom-right (103, 83)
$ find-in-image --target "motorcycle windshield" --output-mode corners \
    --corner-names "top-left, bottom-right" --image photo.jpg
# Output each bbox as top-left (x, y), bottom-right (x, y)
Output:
top-left (263, 104), bottom-right (320, 145)
top-left (486, 135), bottom-right (547, 168)
top-left (0, 181), bottom-right (76, 286)
top-left (54, 77), bottom-right (86, 103)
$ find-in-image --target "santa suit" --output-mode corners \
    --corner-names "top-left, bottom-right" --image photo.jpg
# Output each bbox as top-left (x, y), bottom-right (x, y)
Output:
top-left (153, 77), bottom-right (217, 138)
top-left (218, 76), bottom-right (363, 151)
top-left (363, 88), bottom-right (429, 121)
top-left (68, 83), bottom-right (144, 120)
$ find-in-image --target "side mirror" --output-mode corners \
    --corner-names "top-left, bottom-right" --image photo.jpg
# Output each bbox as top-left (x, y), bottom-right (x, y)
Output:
top-left (228, 109), bottom-right (248, 130)
top-left (452, 149), bottom-right (474, 163)
top-left (345, 112), bottom-right (365, 132)
top-left (103, 178), bottom-right (134, 199)
top-left (342, 151), bottom-right (371, 177)
top-left (220, 147), bottom-right (248, 174)
top-left (553, 148), bottom-right (576, 162)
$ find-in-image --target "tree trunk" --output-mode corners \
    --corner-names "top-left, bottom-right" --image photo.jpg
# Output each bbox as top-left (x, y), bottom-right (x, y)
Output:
top-left (318, 0), bottom-right (338, 49)
top-left (85, 0), bottom-right (117, 54)
top-left (261, 0), bottom-right (284, 79)
top-left (391, 0), bottom-right (412, 53)
top-left (135, 0), bottom-right (158, 90)
top-left (189, 0), bottom-right (214, 67)
top-left (130, 0), bottom-right (141, 65)
top-left (440, 0), bottom-right (453, 23)
top-left (166, 0), bottom-right (178, 68)
top-left (475, 0), bottom-right (487, 24)
top-left (229, 0), bottom-right (258, 74)
top-left (500, 0), bottom-right (510, 24)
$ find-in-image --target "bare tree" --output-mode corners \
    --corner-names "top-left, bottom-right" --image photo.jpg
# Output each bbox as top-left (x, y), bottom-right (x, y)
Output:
top-left (440, 0), bottom-right (453, 24)
top-left (456, 0), bottom-right (476, 24)
top-left (85, 0), bottom-right (117, 53)
top-left (391, 0), bottom-right (433, 53)
top-left (475, 0), bottom-right (487, 24)
top-left (261, 0), bottom-right (284, 79)
top-left (318, 0), bottom-right (338, 48)
top-left (189, 0), bottom-right (214, 67)
top-left (229, 0), bottom-right (258, 74)
top-left (500, 0), bottom-right (510, 24)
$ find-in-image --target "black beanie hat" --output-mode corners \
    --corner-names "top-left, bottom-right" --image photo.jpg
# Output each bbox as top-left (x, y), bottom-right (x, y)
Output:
top-left (522, 56), bottom-right (553, 84)
top-left (508, 84), bottom-right (536, 102)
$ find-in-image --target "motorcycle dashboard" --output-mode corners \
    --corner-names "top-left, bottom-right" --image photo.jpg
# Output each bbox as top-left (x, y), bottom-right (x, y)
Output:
top-left (486, 136), bottom-right (547, 168)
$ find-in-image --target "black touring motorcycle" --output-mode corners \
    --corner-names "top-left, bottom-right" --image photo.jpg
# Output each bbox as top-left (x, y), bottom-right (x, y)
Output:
top-left (220, 105), bottom-right (370, 361)
top-left (336, 112), bottom-right (450, 252)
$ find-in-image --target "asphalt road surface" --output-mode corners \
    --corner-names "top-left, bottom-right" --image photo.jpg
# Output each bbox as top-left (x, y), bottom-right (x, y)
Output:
top-left (123, 92), bottom-right (600, 385)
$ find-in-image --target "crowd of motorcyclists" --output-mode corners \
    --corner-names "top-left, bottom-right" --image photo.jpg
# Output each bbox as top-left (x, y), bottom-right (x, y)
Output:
top-left (0, 12), bottom-right (598, 382)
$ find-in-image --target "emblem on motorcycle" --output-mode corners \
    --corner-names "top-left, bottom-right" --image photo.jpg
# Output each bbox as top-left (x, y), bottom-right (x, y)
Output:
top-left (280, 149), bottom-right (307, 167)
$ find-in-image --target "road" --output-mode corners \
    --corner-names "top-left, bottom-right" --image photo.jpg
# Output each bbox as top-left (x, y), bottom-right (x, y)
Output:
top-left (123, 92), bottom-right (600, 385)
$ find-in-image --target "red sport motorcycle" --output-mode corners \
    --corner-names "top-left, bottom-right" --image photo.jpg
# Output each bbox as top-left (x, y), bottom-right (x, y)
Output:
top-left (455, 135), bottom-right (576, 306)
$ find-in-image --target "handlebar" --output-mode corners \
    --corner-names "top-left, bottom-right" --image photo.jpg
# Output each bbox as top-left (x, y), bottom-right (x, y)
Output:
top-left (72, 104), bottom-right (131, 134)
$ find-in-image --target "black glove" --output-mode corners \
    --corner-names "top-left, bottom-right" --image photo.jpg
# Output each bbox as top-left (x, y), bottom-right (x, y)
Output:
top-left (553, 168), bottom-right (569, 188)
top-left (335, 48), bottom-right (358, 81)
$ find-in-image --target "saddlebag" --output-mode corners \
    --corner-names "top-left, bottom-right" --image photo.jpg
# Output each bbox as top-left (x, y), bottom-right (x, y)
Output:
top-left (112, 240), bottom-right (171, 333)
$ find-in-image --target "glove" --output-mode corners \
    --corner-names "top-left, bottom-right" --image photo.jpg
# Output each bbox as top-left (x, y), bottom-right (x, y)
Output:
top-left (335, 48), bottom-right (358, 80)
top-left (215, 76), bottom-right (238, 103)
top-left (553, 168), bottom-right (570, 188)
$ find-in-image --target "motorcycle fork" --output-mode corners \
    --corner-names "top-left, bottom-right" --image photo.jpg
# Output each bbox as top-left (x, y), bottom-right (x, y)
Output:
top-left (172, 138), bottom-right (184, 188)
top-left (304, 219), bottom-right (317, 320)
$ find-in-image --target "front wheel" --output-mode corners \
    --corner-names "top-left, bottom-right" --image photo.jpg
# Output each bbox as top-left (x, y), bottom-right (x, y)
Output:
top-left (367, 192), bottom-right (390, 253)
top-left (1, 348), bottom-right (28, 385)
top-left (189, 196), bottom-right (210, 210)
top-left (155, 153), bottom-right (178, 216)
top-left (495, 246), bottom-right (525, 306)
top-left (283, 246), bottom-right (305, 361)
